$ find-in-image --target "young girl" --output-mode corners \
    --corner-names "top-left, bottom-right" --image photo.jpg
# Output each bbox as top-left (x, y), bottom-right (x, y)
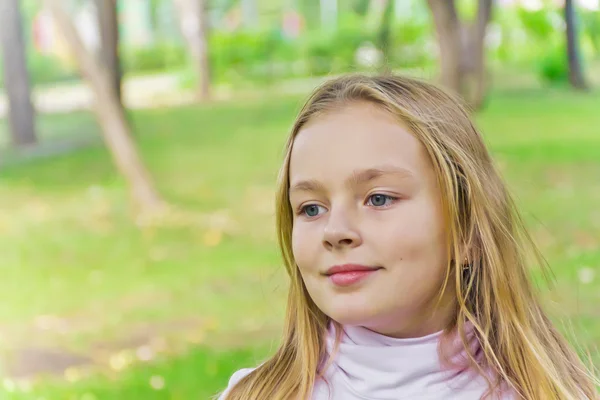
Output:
top-left (218, 74), bottom-right (599, 399)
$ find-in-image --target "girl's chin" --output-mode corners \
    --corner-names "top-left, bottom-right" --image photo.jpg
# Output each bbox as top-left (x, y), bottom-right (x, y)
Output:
top-left (323, 304), bottom-right (383, 327)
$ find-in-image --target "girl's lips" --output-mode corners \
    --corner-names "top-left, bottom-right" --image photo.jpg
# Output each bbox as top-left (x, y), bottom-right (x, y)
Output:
top-left (325, 263), bottom-right (381, 275)
top-left (329, 268), bottom-right (380, 286)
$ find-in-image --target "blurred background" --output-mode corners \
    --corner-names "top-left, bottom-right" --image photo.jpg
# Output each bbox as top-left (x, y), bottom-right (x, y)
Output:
top-left (0, 0), bottom-right (599, 398)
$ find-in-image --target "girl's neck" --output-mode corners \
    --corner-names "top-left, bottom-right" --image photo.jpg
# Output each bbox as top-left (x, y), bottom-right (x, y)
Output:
top-left (357, 292), bottom-right (458, 339)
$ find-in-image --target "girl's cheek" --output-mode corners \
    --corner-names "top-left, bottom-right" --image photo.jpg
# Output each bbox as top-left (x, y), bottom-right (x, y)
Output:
top-left (291, 227), bottom-right (308, 256)
top-left (292, 227), bottom-right (319, 263)
top-left (293, 221), bottom-right (315, 240)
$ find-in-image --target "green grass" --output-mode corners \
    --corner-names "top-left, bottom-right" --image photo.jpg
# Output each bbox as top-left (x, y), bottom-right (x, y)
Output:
top-left (0, 85), bottom-right (599, 399)
top-left (3, 344), bottom-right (273, 400)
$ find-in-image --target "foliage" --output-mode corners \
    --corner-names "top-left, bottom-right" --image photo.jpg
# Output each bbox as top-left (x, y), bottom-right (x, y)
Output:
top-left (196, 12), bottom-right (432, 84)
top-left (209, 29), bottom-right (295, 82)
top-left (512, 7), bottom-right (577, 85)
top-left (538, 43), bottom-right (569, 84)
top-left (121, 43), bottom-right (188, 75)
top-left (29, 52), bottom-right (80, 84)
top-left (352, 0), bottom-right (371, 16)
top-left (581, 10), bottom-right (600, 56)
top-left (389, 18), bottom-right (434, 69)
top-left (304, 14), bottom-right (376, 75)
top-left (181, 15), bottom-right (378, 85)
top-left (517, 7), bottom-right (558, 42)
top-left (0, 52), bottom-right (79, 87)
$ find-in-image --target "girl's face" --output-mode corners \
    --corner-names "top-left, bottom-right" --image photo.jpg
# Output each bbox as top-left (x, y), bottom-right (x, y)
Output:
top-left (288, 102), bottom-right (455, 338)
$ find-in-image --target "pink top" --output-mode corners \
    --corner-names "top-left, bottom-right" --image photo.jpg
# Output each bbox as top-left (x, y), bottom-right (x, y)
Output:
top-left (219, 323), bottom-right (514, 399)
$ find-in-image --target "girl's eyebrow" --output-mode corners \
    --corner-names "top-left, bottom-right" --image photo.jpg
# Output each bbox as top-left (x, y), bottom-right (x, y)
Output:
top-left (289, 165), bottom-right (414, 194)
top-left (347, 166), bottom-right (414, 188)
top-left (289, 179), bottom-right (326, 194)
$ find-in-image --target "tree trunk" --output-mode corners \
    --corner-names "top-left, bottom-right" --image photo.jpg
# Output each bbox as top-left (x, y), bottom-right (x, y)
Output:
top-left (46, 0), bottom-right (165, 214)
top-left (427, 0), bottom-right (462, 95)
top-left (427, 0), bottom-right (493, 110)
top-left (173, 0), bottom-right (211, 101)
top-left (96, 0), bottom-right (122, 104)
top-left (464, 0), bottom-right (493, 109)
top-left (377, 0), bottom-right (394, 67)
top-left (565, 0), bottom-right (588, 90)
top-left (197, 0), bottom-right (210, 100)
top-left (0, 0), bottom-right (37, 147)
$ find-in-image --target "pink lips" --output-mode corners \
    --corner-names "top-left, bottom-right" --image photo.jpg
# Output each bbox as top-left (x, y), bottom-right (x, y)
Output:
top-left (325, 264), bottom-right (381, 287)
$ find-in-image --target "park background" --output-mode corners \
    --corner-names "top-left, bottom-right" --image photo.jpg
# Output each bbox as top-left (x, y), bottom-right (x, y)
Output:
top-left (0, 0), bottom-right (599, 399)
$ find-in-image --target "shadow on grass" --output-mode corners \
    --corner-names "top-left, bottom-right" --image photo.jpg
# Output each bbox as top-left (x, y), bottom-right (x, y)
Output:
top-left (3, 343), bottom-right (272, 400)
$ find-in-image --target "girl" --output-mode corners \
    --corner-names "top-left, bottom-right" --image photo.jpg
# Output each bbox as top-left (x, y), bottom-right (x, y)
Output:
top-left (218, 74), bottom-right (598, 399)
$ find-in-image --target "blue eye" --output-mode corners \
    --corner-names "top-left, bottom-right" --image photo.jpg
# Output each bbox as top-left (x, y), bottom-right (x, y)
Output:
top-left (367, 194), bottom-right (396, 207)
top-left (300, 204), bottom-right (326, 217)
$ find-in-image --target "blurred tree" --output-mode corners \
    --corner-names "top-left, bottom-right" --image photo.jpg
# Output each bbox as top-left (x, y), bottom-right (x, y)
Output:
top-left (565, 0), bottom-right (588, 90)
top-left (173, 0), bottom-right (211, 101)
top-left (426, 0), bottom-right (493, 110)
top-left (0, 0), bottom-right (37, 147)
top-left (45, 0), bottom-right (165, 214)
top-left (95, 0), bottom-right (122, 104)
top-left (377, 0), bottom-right (394, 68)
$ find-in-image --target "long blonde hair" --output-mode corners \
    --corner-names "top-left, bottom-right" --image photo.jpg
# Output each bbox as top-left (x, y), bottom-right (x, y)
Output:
top-left (223, 74), bottom-right (599, 399)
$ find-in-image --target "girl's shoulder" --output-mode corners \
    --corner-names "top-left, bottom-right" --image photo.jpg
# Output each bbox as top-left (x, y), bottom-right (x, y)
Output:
top-left (216, 367), bottom-right (256, 400)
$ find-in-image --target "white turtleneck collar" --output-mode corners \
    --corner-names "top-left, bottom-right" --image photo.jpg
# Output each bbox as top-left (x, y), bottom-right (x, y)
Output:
top-left (315, 322), bottom-right (508, 400)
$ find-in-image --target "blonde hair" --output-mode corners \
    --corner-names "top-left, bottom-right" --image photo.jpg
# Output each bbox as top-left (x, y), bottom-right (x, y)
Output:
top-left (223, 74), bottom-right (599, 400)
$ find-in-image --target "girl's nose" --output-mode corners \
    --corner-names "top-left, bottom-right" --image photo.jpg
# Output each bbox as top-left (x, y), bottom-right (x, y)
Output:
top-left (322, 208), bottom-right (362, 250)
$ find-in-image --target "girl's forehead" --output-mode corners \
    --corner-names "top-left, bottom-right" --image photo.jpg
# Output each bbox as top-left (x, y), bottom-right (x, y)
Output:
top-left (289, 104), bottom-right (429, 181)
